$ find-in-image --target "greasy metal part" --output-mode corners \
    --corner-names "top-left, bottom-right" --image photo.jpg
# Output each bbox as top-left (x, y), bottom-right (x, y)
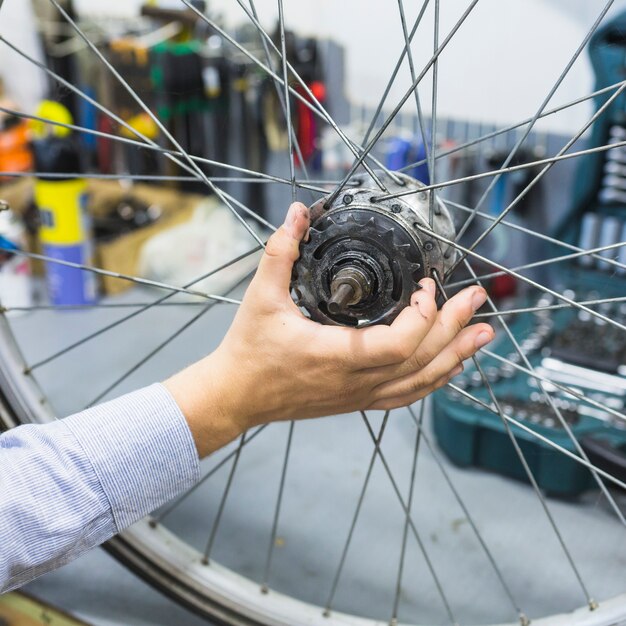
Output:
top-left (328, 266), bottom-right (373, 313)
top-left (292, 171), bottom-right (456, 326)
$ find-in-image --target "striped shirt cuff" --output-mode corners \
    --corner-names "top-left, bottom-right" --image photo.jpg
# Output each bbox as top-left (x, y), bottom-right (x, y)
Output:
top-left (63, 383), bottom-right (200, 532)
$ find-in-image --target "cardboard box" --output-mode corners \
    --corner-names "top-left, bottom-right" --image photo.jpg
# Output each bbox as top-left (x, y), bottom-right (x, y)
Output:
top-left (0, 177), bottom-right (205, 295)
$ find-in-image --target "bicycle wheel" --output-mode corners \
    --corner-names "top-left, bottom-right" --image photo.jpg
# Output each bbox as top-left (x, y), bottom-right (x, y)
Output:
top-left (1, 1), bottom-right (626, 625)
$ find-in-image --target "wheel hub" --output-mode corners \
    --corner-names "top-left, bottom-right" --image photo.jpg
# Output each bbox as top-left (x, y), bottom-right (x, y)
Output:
top-left (291, 172), bottom-right (457, 326)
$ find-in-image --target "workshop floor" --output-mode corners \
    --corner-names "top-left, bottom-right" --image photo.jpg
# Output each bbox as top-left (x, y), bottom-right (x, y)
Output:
top-left (7, 283), bottom-right (626, 626)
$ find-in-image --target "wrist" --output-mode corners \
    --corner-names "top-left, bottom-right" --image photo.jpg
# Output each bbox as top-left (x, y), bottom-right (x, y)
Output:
top-left (163, 351), bottom-right (244, 458)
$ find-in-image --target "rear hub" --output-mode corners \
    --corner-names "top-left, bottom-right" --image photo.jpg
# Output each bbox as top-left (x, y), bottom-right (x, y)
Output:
top-left (291, 172), bottom-right (456, 327)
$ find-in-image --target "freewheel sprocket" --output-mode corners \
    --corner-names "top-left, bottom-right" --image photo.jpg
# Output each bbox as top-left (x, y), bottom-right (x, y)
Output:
top-left (291, 171), bottom-right (457, 327)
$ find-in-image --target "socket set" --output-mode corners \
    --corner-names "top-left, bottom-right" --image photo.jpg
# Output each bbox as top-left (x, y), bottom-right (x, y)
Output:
top-left (432, 289), bottom-right (626, 497)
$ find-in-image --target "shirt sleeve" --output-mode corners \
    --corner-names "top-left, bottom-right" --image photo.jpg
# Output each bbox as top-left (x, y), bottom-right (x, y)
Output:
top-left (0, 383), bottom-right (200, 593)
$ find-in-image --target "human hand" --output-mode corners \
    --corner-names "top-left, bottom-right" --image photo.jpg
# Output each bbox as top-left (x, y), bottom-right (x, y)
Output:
top-left (164, 202), bottom-right (494, 458)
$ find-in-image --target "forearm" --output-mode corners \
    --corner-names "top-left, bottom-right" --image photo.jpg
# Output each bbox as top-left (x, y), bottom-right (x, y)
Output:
top-left (0, 384), bottom-right (199, 593)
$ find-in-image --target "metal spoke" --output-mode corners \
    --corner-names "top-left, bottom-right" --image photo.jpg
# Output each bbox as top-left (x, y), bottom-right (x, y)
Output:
top-left (0, 246), bottom-right (242, 309)
top-left (390, 402), bottom-right (425, 625)
top-left (360, 412), bottom-right (458, 626)
top-left (376, 133), bottom-right (626, 202)
top-left (21, 244), bottom-right (260, 372)
top-left (364, 0), bottom-right (431, 147)
top-left (461, 260), bottom-right (626, 526)
top-left (474, 296), bottom-right (626, 318)
top-left (428, 0), bottom-right (440, 227)
top-left (152, 424), bottom-right (269, 526)
top-left (433, 271), bottom-right (594, 608)
top-left (411, 226), bottom-right (626, 332)
top-left (247, 0), bottom-right (314, 203)
top-left (277, 0), bottom-right (296, 203)
top-left (2, 302), bottom-right (212, 312)
top-left (324, 0), bottom-right (480, 209)
top-left (202, 432), bottom-right (248, 564)
top-left (84, 270), bottom-right (253, 408)
top-left (454, 0), bottom-right (613, 241)
top-left (324, 413), bottom-right (390, 615)
top-left (396, 0), bottom-right (432, 185)
top-left (407, 405), bottom-right (526, 625)
top-left (444, 198), bottom-right (626, 275)
top-left (0, 170), bottom-right (332, 189)
top-left (447, 239), bottom-right (626, 290)
top-left (261, 421), bottom-right (294, 592)
top-left (48, 0), bottom-right (266, 247)
top-left (398, 80), bottom-right (626, 174)
top-left (0, 103), bottom-right (331, 194)
top-left (480, 348), bottom-right (626, 425)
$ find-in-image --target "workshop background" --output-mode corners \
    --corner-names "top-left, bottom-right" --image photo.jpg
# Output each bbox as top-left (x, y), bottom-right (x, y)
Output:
top-left (1, 1), bottom-right (626, 625)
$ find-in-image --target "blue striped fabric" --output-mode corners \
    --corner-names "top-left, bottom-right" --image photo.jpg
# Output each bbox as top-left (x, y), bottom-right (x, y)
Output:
top-left (0, 383), bottom-right (200, 593)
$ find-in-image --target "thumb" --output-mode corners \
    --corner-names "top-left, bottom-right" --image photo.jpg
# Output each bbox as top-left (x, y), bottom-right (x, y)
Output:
top-left (252, 202), bottom-right (310, 296)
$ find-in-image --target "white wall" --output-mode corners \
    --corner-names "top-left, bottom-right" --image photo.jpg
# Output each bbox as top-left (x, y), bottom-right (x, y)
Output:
top-left (5, 0), bottom-right (626, 135)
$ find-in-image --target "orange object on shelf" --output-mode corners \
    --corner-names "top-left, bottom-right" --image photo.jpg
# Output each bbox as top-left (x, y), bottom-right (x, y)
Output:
top-left (0, 119), bottom-right (32, 175)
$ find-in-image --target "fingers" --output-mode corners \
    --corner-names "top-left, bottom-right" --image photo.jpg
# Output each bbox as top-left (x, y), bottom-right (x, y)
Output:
top-left (342, 279), bottom-right (439, 368)
top-left (367, 365), bottom-right (462, 411)
top-left (404, 286), bottom-right (487, 373)
top-left (251, 202), bottom-right (310, 297)
top-left (372, 322), bottom-right (494, 400)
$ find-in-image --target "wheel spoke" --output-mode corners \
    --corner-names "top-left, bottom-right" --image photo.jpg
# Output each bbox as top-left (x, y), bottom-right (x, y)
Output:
top-left (360, 411), bottom-right (458, 625)
top-left (444, 198), bottom-right (626, 276)
top-left (480, 349), bottom-right (626, 425)
top-left (396, 0), bottom-right (432, 185)
top-left (22, 245), bottom-right (259, 372)
top-left (407, 405), bottom-right (525, 624)
top-left (151, 424), bottom-right (269, 525)
top-left (433, 272), bottom-right (594, 609)
top-left (412, 226), bottom-right (626, 332)
top-left (473, 295), bottom-right (626, 318)
top-left (450, 62), bottom-right (626, 275)
top-left (84, 271), bottom-right (253, 408)
top-left (364, 0), bottom-right (431, 147)
top-left (0, 39), bottom-right (284, 235)
top-left (261, 421), bottom-right (295, 592)
top-left (390, 402), bottom-right (425, 625)
top-left (449, 382), bottom-right (626, 495)
top-left (0, 102), bottom-right (331, 194)
top-left (187, 0), bottom-right (396, 190)
top-left (324, 413), bottom-right (390, 614)
top-left (247, 0), bottom-right (315, 203)
top-left (277, 0), bottom-right (296, 203)
top-left (203, 431), bottom-right (248, 564)
top-left (376, 131), bottom-right (626, 202)
top-left (398, 80), bottom-right (626, 174)
top-left (324, 0), bottom-right (480, 209)
top-left (447, 239), bottom-right (626, 290)
top-left (428, 0), bottom-right (440, 227)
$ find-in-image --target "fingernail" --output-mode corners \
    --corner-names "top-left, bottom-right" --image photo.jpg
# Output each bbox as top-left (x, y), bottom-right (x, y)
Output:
top-left (475, 330), bottom-right (493, 349)
top-left (472, 288), bottom-right (487, 311)
top-left (284, 202), bottom-right (308, 238)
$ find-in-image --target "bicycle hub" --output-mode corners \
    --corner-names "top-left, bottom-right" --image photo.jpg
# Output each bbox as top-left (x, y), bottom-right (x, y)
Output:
top-left (291, 171), bottom-right (457, 327)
